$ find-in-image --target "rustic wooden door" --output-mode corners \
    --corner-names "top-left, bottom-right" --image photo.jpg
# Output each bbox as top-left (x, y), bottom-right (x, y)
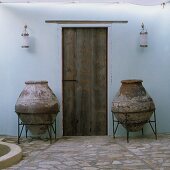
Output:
top-left (63, 28), bottom-right (107, 136)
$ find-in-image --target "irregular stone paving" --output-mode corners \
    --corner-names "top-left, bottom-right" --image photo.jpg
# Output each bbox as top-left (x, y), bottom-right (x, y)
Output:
top-left (2, 134), bottom-right (170, 170)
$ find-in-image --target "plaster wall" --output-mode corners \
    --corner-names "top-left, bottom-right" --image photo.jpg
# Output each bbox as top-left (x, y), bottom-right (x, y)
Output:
top-left (0, 3), bottom-right (170, 136)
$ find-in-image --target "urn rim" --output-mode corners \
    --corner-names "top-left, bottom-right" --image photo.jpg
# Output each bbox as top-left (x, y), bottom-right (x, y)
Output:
top-left (121, 79), bottom-right (143, 84)
top-left (25, 81), bottom-right (48, 84)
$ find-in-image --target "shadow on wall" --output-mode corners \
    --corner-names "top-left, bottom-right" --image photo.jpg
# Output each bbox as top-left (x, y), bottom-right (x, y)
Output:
top-left (27, 36), bottom-right (36, 54)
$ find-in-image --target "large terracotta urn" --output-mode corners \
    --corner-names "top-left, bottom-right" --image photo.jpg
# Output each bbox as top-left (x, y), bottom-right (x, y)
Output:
top-left (15, 81), bottom-right (60, 135)
top-left (112, 80), bottom-right (155, 132)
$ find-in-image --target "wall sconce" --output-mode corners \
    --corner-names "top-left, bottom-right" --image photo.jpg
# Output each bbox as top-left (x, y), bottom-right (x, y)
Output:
top-left (21, 25), bottom-right (29, 48)
top-left (140, 23), bottom-right (148, 47)
top-left (161, 2), bottom-right (166, 8)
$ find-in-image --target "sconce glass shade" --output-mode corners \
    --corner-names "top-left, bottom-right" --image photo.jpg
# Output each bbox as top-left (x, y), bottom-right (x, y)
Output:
top-left (140, 31), bottom-right (148, 47)
top-left (140, 23), bottom-right (148, 47)
top-left (21, 25), bottom-right (29, 48)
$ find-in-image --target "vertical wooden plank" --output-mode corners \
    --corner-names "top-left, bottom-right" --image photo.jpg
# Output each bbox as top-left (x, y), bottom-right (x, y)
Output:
top-left (91, 28), bottom-right (107, 135)
top-left (63, 28), bottom-right (77, 136)
top-left (76, 28), bottom-right (93, 135)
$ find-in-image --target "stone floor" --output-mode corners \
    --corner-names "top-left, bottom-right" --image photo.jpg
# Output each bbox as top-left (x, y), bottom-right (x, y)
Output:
top-left (2, 134), bottom-right (170, 170)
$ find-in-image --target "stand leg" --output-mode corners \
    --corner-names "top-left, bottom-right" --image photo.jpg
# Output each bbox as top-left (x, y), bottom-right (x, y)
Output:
top-left (154, 111), bottom-right (157, 140)
top-left (127, 130), bottom-right (129, 143)
top-left (25, 127), bottom-right (28, 138)
top-left (142, 128), bottom-right (144, 136)
top-left (112, 112), bottom-right (120, 138)
top-left (51, 120), bottom-right (56, 141)
top-left (18, 116), bottom-right (20, 144)
top-left (47, 125), bottom-right (52, 144)
top-left (18, 118), bottom-right (24, 144)
top-left (50, 124), bottom-right (52, 144)
top-left (149, 110), bottom-right (157, 140)
top-left (112, 112), bottom-right (115, 138)
top-left (55, 119), bottom-right (56, 140)
top-left (125, 113), bottom-right (129, 143)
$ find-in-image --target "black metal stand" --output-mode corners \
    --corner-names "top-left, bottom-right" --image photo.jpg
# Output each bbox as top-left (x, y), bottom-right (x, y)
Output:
top-left (112, 110), bottom-right (157, 143)
top-left (17, 115), bottom-right (57, 144)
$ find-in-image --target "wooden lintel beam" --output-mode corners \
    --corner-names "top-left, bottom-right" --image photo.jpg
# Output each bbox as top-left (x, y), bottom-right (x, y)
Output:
top-left (45, 20), bottom-right (128, 24)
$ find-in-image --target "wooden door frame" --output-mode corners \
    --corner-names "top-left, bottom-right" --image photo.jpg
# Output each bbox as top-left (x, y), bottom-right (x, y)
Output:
top-left (56, 22), bottom-right (113, 136)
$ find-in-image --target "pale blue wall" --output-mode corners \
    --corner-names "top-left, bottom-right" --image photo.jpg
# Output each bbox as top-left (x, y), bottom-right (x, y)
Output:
top-left (0, 3), bottom-right (170, 137)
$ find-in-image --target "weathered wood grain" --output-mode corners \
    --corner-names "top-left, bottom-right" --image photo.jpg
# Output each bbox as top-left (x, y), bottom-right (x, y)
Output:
top-left (63, 28), bottom-right (107, 136)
